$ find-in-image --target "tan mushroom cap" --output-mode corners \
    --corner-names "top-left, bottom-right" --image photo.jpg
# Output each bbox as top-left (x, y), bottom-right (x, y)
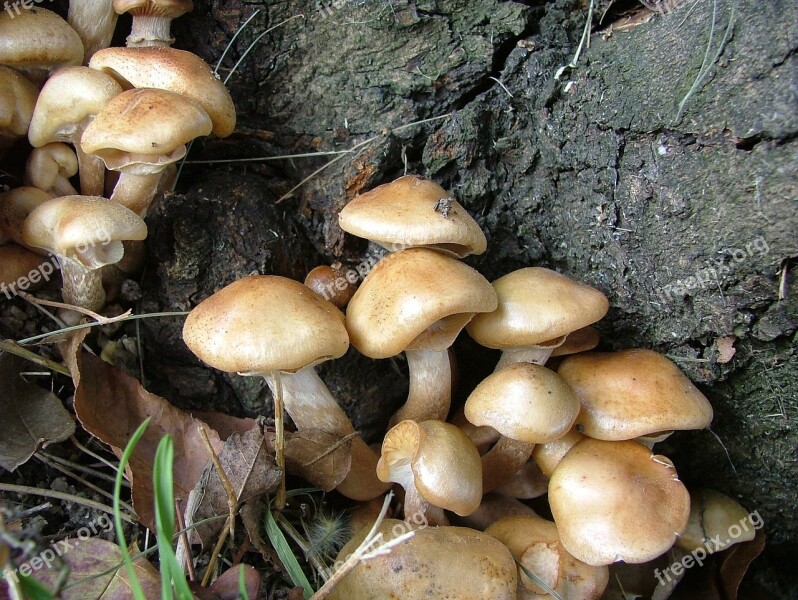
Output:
top-left (558, 349), bottom-right (714, 440)
top-left (0, 66), bottom-right (38, 138)
top-left (183, 275), bottom-right (349, 375)
top-left (677, 488), bottom-right (756, 553)
top-left (0, 244), bottom-right (50, 291)
top-left (467, 267), bottom-right (609, 349)
top-left (531, 427), bottom-right (584, 477)
top-left (329, 519), bottom-right (517, 600)
top-left (377, 420), bottom-right (482, 516)
top-left (89, 47), bottom-right (235, 137)
top-left (0, 8), bottom-right (83, 72)
top-left (338, 175), bottom-right (487, 257)
top-left (549, 438), bottom-right (690, 566)
top-left (346, 247), bottom-right (497, 358)
top-left (81, 88), bottom-right (212, 172)
top-left (550, 325), bottom-right (600, 357)
top-left (465, 363), bottom-right (580, 443)
top-left (22, 196), bottom-right (147, 265)
top-left (0, 187), bottom-right (53, 249)
top-left (486, 515), bottom-right (609, 600)
top-left (113, 0), bottom-right (194, 18)
top-left (28, 67), bottom-right (123, 147)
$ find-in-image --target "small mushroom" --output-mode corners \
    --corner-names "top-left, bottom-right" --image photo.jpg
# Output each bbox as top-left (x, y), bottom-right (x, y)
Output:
top-left (304, 264), bottom-right (356, 309)
top-left (376, 419), bottom-right (482, 526)
top-left (346, 247), bottom-right (497, 424)
top-left (0, 186), bottom-right (55, 251)
top-left (530, 427), bottom-right (584, 477)
top-left (22, 195), bottom-right (147, 312)
top-left (24, 143), bottom-right (79, 197)
top-left (676, 488), bottom-right (756, 553)
top-left (467, 267), bottom-right (609, 369)
top-left (113, 0), bottom-right (194, 47)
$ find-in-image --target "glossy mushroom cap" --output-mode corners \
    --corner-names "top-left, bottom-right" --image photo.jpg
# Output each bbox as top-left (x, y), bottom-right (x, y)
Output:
top-left (676, 488), bottom-right (756, 553)
top-left (182, 275), bottom-right (349, 375)
top-left (486, 514), bottom-right (609, 600)
top-left (25, 143), bottom-right (79, 197)
top-left (0, 66), bottom-right (37, 156)
top-left (558, 349), bottom-right (714, 440)
top-left (465, 363), bottom-right (580, 444)
top-left (81, 88), bottom-right (212, 173)
top-left (377, 420), bottom-right (482, 517)
top-left (531, 427), bottom-right (584, 477)
top-left (346, 247), bottom-right (497, 358)
top-left (0, 9), bottom-right (83, 80)
top-left (548, 438), bottom-right (690, 566)
top-left (304, 264), bottom-right (356, 309)
top-left (550, 325), bottom-right (601, 357)
top-left (338, 175), bottom-right (487, 257)
top-left (89, 47), bottom-right (235, 137)
top-left (467, 267), bottom-right (609, 350)
top-left (329, 519), bottom-right (518, 600)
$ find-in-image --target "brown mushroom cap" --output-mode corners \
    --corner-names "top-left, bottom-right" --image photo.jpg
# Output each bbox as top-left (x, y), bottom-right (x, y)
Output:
top-left (113, 0), bottom-right (194, 18)
top-left (677, 488), bottom-right (755, 553)
top-left (531, 427), bottom-right (584, 477)
top-left (550, 325), bottom-right (601, 357)
top-left (338, 175), bottom-right (487, 257)
top-left (0, 9), bottom-right (83, 75)
top-left (466, 267), bottom-right (609, 349)
top-left (465, 362), bottom-right (580, 444)
top-left (0, 187), bottom-right (53, 250)
top-left (377, 420), bottom-right (482, 517)
top-left (89, 47), bottom-right (235, 137)
top-left (182, 275), bottom-right (349, 375)
top-left (548, 438), bottom-right (690, 566)
top-left (329, 519), bottom-right (517, 600)
top-left (81, 88), bottom-right (212, 173)
top-left (0, 244), bottom-right (50, 292)
top-left (304, 264), bottom-right (356, 309)
top-left (558, 349), bottom-right (714, 440)
top-left (346, 247), bottom-right (497, 358)
top-left (0, 66), bottom-right (38, 143)
top-left (486, 514), bottom-right (609, 600)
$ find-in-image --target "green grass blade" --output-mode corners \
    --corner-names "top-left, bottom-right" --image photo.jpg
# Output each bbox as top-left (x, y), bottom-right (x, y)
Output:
top-left (264, 506), bottom-right (313, 598)
top-left (17, 573), bottom-right (55, 600)
top-left (238, 564), bottom-right (250, 600)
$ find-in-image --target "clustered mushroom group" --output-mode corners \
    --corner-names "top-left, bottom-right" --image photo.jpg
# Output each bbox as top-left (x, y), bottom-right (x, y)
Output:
top-left (1, 5), bottom-right (758, 599)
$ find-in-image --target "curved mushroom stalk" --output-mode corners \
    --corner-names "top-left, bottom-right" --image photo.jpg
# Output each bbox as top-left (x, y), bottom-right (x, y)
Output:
top-left (389, 462), bottom-right (449, 527)
top-left (480, 437), bottom-right (535, 493)
top-left (390, 348), bottom-right (451, 426)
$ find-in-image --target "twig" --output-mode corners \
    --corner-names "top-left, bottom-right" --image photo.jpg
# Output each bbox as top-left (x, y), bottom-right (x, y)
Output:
top-left (0, 483), bottom-right (135, 523)
top-left (198, 425), bottom-right (238, 536)
top-left (38, 451), bottom-right (125, 487)
top-left (0, 340), bottom-right (70, 376)
top-left (70, 436), bottom-right (125, 476)
top-left (17, 291), bottom-right (132, 325)
top-left (174, 499), bottom-right (196, 582)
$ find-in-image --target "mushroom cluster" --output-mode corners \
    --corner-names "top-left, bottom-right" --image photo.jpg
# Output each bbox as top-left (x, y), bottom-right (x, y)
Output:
top-left (0, 4), bottom-right (234, 320)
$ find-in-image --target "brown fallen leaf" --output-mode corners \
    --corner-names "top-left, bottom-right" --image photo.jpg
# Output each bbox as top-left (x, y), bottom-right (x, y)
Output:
top-left (62, 330), bottom-right (223, 531)
top-left (283, 428), bottom-right (353, 492)
top-left (25, 537), bottom-right (160, 599)
top-left (240, 500), bottom-right (285, 573)
top-left (0, 353), bottom-right (75, 471)
top-left (191, 563), bottom-right (261, 599)
top-left (715, 336), bottom-right (737, 364)
top-left (193, 411), bottom-right (257, 440)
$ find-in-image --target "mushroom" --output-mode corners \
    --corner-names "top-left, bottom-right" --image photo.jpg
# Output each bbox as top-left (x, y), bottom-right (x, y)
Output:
top-left (28, 66), bottom-right (123, 196)
top-left (548, 438), bottom-right (690, 565)
top-left (181, 275), bottom-right (388, 501)
top-left (487, 515), bottom-right (610, 600)
top-left (338, 174), bottom-right (487, 258)
top-left (530, 427), bottom-right (584, 477)
top-left (89, 46), bottom-right (236, 138)
top-left (493, 458), bottom-right (549, 500)
top-left (0, 66), bottom-right (37, 160)
top-left (24, 143), bottom-right (79, 197)
top-left (22, 195), bottom-right (147, 312)
top-left (464, 362), bottom-right (580, 492)
top-left (676, 488), bottom-right (756, 553)
top-left (328, 519), bottom-right (517, 600)
top-left (345, 247), bottom-right (497, 424)
top-left (113, 0), bottom-right (194, 47)
top-left (0, 8), bottom-right (84, 85)
top-left (456, 493), bottom-right (538, 531)
top-left (0, 186), bottom-right (54, 251)
top-left (304, 264), bottom-right (356, 309)
top-left (68, 0), bottom-right (118, 61)
top-left (0, 244), bottom-right (52, 298)
top-left (557, 349), bottom-right (714, 440)
top-left (376, 419), bottom-right (482, 526)
top-left (81, 88), bottom-right (212, 216)
top-left (467, 267), bottom-right (609, 369)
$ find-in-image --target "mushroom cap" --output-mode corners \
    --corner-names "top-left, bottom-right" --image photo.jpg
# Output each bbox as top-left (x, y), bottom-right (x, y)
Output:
top-left (0, 66), bottom-right (38, 138)
top-left (486, 515), bottom-right (609, 600)
top-left (548, 438), bottom-right (690, 566)
top-left (338, 175), bottom-right (487, 257)
top-left (677, 488), bottom-right (755, 553)
top-left (182, 275), bottom-right (349, 375)
top-left (25, 143), bottom-right (79, 193)
top-left (464, 363), bottom-right (580, 444)
top-left (550, 325), bottom-right (601, 357)
top-left (377, 419), bottom-right (482, 516)
top-left (89, 46), bottom-right (235, 137)
top-left (113, 0), bottom-right (194, 18)
top-left (80, 88), bottom-right (212, 173)
top-left (345, 247), bottom-right (497, 358)
top-left (531, 427), bottom-right (584, 477)
top-left (0, 186), bottom-right (53, 249)
top-left (304, 264), bottom-right (355, 309)
top-left (329, 519), bottom-right (517, 600)
top-left (22, 195), bottom-right (147, 266)
top-left (0, 8), bottom-right (83, 72)
top-left (28, 67), bottom-right (123, 147)
top-left (558, 349), bottom-right (714, 440)
top-left (0, 244), bottom-right (50, 291)
top-left (466, 267), bottom-right (609, 349)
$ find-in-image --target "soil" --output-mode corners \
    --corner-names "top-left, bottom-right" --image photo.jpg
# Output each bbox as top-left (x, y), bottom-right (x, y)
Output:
top-left (1, 0), bottom-right (796, 597)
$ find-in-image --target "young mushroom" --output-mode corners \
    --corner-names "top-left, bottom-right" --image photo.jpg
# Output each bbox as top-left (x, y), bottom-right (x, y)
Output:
top-left (0, 187), bottom-right (54, 251)
top-left (25, 143), bottom-right (79, 197)
top-left (22, 195), bottom-right (147, 313)
top-left (181, 275), bottom-right (388, 502)
top-left (676, 488), bottom-right (756, 553)
top-left (345, 247), bottom-right (497, 424)
top-left (113, 0), bottom-right (194, 47)
top-left (0, 244), bottom-right (52, 297)
top-left (376, 419), bottom-right (482, 526)
top-left (467, 267), bottom-right (609, 369)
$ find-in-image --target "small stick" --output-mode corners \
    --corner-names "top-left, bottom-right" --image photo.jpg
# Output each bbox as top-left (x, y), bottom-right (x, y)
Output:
top-left (0, 483), bottom-right (135, 523)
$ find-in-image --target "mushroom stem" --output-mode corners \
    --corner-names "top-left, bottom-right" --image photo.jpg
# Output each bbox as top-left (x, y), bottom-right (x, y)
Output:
top-left (59, 256), bottom-right (106, 311)
top-left (127, 15), bottom-right (174, 47)
top-left (481, 437), bottom-right (535, 493)
top-left (68, 0), bottom-right (118, 61)
top-left (391, 464), bottom-right (449, 527)
top-left (76, 146), bottom-right (107, 197)
top-left (390, 348), bottom-right (451, 426)
top-left (110, 172), bottom-right (163, 216)
top-left (494, 337), bottom-right (566, 371)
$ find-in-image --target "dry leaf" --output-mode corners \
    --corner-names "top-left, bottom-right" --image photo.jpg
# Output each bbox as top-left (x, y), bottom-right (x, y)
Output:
top-left (192, 563), bottom-right (261, 599)
top-left (62, 330), bottom-right (223, 531)
top-left (283, 428), bottom-right (353, 491)
top-left (715, 337), bottom-right (737, 364)
top-left (240, 500), bottom-right (285, 573)
top-left (0, 354), bottom-right (75, 471)
top-left (193, 411), bottom-right (257, 440)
